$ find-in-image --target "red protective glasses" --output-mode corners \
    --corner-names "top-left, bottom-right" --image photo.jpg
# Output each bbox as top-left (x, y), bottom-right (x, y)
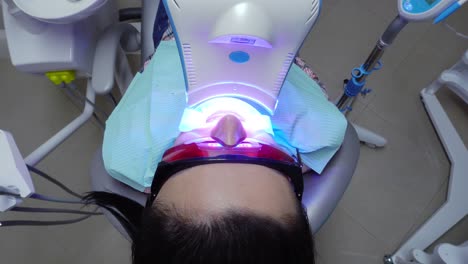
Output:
top-left (147, 140), bottom-right (304, 206)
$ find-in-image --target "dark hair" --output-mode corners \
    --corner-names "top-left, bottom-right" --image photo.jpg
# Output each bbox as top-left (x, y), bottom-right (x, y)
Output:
top-left (84, 191), bottom-right (315, 264)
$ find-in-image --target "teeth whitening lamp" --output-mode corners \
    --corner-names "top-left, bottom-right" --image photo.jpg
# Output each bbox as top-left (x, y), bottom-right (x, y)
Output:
top-left (163, 0), bottom-right (319, 114)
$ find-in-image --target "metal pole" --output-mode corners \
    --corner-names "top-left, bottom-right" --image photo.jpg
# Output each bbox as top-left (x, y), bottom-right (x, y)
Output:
top-left (336, 15), bottom-right (408, 114)
top-left (25, 79), bottom-right (95, 166)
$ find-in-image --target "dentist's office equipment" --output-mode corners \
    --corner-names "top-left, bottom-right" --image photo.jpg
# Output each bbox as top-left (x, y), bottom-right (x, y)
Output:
top-left (334, 0), bottom-right (468, 262)
top-left (0, 0), bottom-right (110, 211)
top-left (323, 0), bottom-right (468, 260)
top-left (3, 0), bottom-right (111, 76)
top-left (164, 0), bottom-right (319, 113)
top-left (336, 0), bottom-right (464, 148)
top-left (0, 130), bottom-right (34, 211)
top-left (0, 0), bottom-right (361, 237)
top-left (384, 50), bottom-right (468, 264)
top-left (412, 241), bottom-right (468, 264)
top-left (0, 0), bottom-right (138, 213)
top-left (398, 0), bottom-right (461, 21)
top-left (95, 0), bottom-right (359, 238)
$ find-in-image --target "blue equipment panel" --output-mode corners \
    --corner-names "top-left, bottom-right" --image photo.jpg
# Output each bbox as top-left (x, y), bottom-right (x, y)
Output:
top-left (402, 0), bottom-right (442, 13)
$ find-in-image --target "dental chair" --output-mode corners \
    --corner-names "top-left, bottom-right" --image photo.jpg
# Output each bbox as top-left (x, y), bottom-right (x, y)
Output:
top-left (88, 0), bottom-right (360, 239)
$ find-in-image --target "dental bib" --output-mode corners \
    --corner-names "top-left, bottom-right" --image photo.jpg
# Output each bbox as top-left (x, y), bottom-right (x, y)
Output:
top-left (103, 41), bottom-right (347, 191)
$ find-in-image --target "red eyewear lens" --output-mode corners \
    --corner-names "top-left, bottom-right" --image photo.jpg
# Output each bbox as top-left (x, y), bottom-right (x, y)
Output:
top-left (162, 140), bottom-right (297, 163)
top-left (147, 140), bottom-right (304, 206)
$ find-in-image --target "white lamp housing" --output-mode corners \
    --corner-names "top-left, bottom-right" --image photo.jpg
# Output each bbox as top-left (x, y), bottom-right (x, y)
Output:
top-left (164, 0), bottom-right (321, 114)
top-left (2, 0), bottom-right (117, 76)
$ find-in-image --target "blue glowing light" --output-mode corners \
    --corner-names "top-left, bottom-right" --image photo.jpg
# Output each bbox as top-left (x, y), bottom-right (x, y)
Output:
top-left (404, 1), bottom-right (414, 11)
top-left (179, 97), bottom-right (274, 135)
top-left (190, 80), bottom-right (276, 115)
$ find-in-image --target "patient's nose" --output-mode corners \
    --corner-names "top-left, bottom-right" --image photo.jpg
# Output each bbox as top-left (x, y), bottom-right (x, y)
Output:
top-left (210, 114), bottom-right (247, 147)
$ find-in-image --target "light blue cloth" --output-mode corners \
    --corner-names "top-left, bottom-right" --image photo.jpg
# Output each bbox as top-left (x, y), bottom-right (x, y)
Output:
top-left (272, 65), bottom-right (348, 172)
top-left (103, 41), bottom-right (186, 191)
top-left (103, 40), bottom-right (347, 192)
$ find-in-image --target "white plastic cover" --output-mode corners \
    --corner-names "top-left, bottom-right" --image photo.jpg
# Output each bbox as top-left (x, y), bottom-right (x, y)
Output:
top-left (0, 130), bottom-right (34, 211)
top-left (12, 0), bottom-right (108, 23)
top-left (164, 0), bottom-right (320, 114)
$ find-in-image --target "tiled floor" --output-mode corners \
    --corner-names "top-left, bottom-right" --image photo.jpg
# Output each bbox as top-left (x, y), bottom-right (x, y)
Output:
top-left (0, 1), bottom-right (467, 263)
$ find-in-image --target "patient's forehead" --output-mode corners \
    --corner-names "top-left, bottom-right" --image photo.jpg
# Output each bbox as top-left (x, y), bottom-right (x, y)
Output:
top-left (155, 163), bottom-right (298, 219)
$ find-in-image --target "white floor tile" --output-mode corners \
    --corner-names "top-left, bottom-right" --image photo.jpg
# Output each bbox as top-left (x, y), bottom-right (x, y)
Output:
top-left (342, 109), bottom-right (450, 250)
top-left (315, 205), bottom-right (386, 264)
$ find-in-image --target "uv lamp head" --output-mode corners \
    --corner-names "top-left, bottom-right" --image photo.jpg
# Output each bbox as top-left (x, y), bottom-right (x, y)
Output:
top-left (163, 0), bottom-right (321, 114)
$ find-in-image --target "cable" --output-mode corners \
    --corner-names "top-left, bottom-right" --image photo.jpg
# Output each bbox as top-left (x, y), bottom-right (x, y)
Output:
top-left (0, 191), bottom-right (21, 198)
top-left (63, 83), bottom-right (110, 119)
top-left (444, 22), bottom-right (468, 40)
top-left (61, 84), bottom-right (106, 129)
top-left (92, 112), bottom-right (106, 129)
top-left (1, 204), bottom-right (102, 228)
top-left (27, 165), bottom-right (83, 199)
top-left (30, 193), bottom-right (83, 204)
top-left (11, 206), bottom-right (102, 215)
top-left (109, 93), bottom-right (118, 106)
top-left (61, 83), bottom-right (105, 129)
top-left (0, 215), bottom-right (92, 227)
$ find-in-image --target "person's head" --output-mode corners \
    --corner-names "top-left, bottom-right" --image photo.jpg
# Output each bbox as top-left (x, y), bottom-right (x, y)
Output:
top-left (85, 111), bottom-right (315, 264)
